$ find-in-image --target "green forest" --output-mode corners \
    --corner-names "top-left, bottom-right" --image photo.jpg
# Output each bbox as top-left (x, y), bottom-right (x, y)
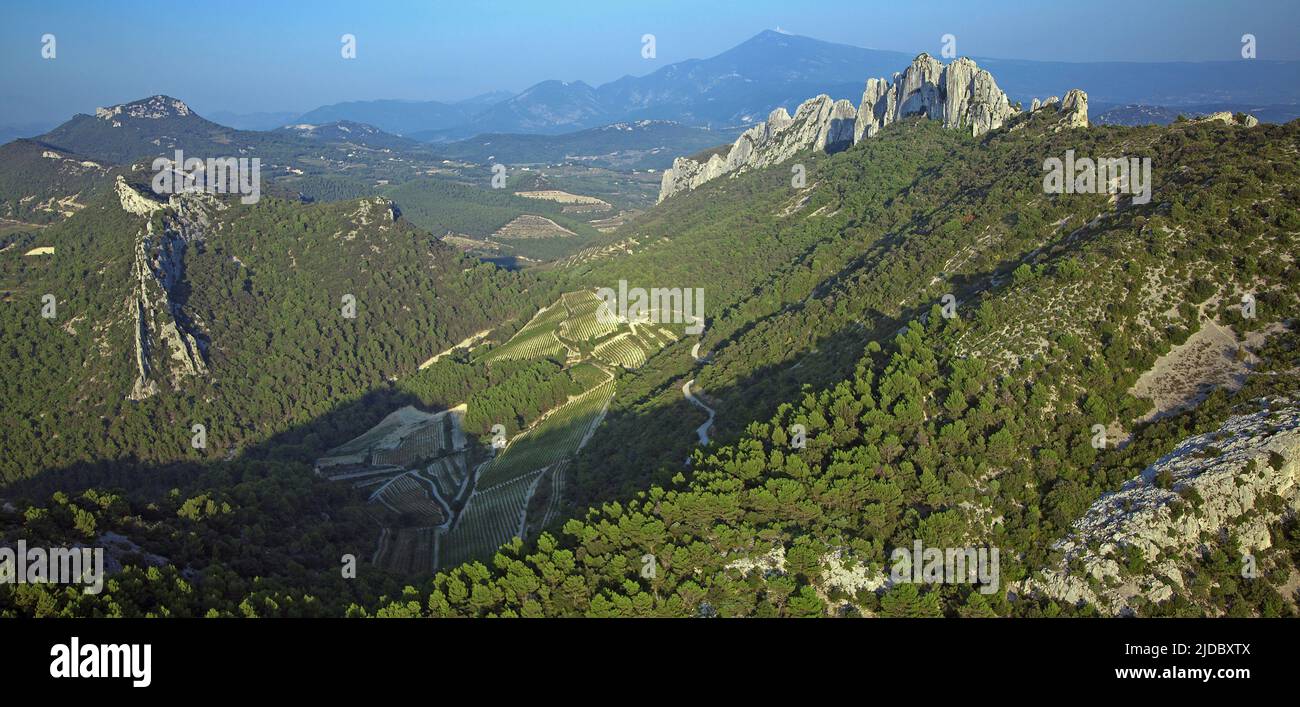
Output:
top-left (2, 103), bottom-right (1298, 619)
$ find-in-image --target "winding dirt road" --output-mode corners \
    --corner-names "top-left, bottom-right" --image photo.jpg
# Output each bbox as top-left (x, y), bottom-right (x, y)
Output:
top-left (681, 378), bottom-right (715, 445)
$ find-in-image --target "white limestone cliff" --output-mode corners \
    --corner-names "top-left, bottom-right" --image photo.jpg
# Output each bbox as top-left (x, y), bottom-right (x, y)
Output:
top-left (1023, 399), bottom-right (1300, 616)
top-left (1197, 111), bottom-right (1261, 128)
top-left (115, 175), bottom-right (164, 215)
top-left (658, 53), bottom-right (1048, 203)
top-left (96, 96), bottom-right (192, 122)
top-left (117, 180), bottom-right (219, 399)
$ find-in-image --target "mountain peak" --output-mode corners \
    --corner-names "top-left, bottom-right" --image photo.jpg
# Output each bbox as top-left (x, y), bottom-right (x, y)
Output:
top-left (752, 28), bottom-right (800, 40)
top-left (95, 95), bottom-right (193, 122)
top-left (658, 53), bottom-right (1073, 202)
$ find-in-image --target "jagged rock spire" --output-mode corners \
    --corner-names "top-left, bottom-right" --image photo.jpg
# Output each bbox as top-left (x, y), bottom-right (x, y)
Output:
top-left (659, 54), bottom-right (1086, 203)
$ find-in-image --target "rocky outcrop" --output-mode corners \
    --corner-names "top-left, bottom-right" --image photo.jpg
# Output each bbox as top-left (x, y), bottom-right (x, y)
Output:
top-left (657, 151), bottom-right (730, 202)
top-left (1197, 111), bottom-right (1260, 128)
top-left (825, 99), bottom-right (858, 149)
top-left (658, 53), bottom-right (1048, 203)
top-left (349, 196), bottom-right (399, 226)
top-left (1024, 399), bottom-right (1300, 615)
top-left (115, 176), bottom-right (164, 216)
top-left (854, 55), bottom-right (1017, 140)
top-left (659, 96), bottom-right (849, 202)
top-left (119, 180), bottom-right (220, 400)
top-left (726, 544), bottom-right (888, 615)
top-left (96, 95), bottom-right (191, 123)
top-left (1015, 90), bottom-right (1090, 134)
top-left (1059, 89), bottom-right (1089, 129)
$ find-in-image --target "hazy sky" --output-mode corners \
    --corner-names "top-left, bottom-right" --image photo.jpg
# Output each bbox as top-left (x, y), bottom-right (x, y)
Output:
top-left (2, 0), bottom-right (1298, 125)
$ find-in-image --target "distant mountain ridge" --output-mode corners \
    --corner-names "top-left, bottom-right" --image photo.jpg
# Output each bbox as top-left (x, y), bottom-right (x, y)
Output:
top-left (293, 30), bottom-right (1300, 140)
top-left (436, 120), bottom-right (738, 170)
top-left (295, 91), bottom-right (517, 136)
top-left (38, 95), bottom-right (246, 164)
top-left (0, 121), bottom-right (60, 145)
top-left (204, 110), bottom-right (300, 131)
top-left (1094, 102), bottom-right (1300, 126)
top-left (22, 95), bottom-right (452, 171)
top-left (273, 121), bottom-right (424, 151)
top-left (0, 96), bottom-right (461, 229)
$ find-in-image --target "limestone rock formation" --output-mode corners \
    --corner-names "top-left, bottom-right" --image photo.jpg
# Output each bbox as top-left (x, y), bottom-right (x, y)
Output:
top-left (1024, 399), bottom-right (1300, 615)
top-left (658, 53), bottom-right (1041, 203)
top-left (848, 54), bottom-right (1017, 139)
top-left (118, 180), bottom-right (219, 399)
top-left (350, 196), bottom-right (399, 226)
top-left (115, 176), bottom-right (164, 216)
top-left (825, 99), bottom-right (858, 150)
top-left (96, 95), bottom-right (192, 123)
top-left (1059, 89), bottom-right (1089, 129)
top-left (659, 95), bottom-right (845, 202)
top-left (657, 152), bottom-right (729, 203)
top-left (1016, 91), bottom-right (1089, 134)
top-left (1198, 111), bottom-right (1260, 128)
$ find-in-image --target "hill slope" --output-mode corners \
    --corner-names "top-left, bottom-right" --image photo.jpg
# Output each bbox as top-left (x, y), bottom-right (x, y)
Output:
top-left (2, 63), bottom-right (1298, 619)
top-left (0, 139), bottom-right (110, 224)
top-left (0, 170), bottom-right (543, 484)
top-left (429, 120), bottom-right (735, 170)
top-left (313, 30), bottom-right (1300, 140)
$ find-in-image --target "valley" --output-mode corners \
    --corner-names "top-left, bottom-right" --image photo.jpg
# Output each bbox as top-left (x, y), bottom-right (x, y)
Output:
top-left (1, 19), bottom-right (1298, 625)
top-left (326, 285), bottom-right (693, 572)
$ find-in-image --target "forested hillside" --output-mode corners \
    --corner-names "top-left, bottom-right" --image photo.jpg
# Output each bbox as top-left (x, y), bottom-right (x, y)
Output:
top-left (0, 139), bottom-right (110, 224)
top-left (2, 98), bottom-right (1297, 619)
top-left (379, 177), bottom-right (607, 262)
top-left (358, 111), bottom-right (1297, 617)
top-left (563, 110), bottom-right (1300, 510)
top-left (0, 175), bottom-right (546, 485)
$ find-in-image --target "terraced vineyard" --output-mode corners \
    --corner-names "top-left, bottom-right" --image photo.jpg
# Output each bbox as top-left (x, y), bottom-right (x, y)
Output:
top-left (372, 415), bottom-right (450, 467)
top-left (438, 470), bottom-right (544, 570)
top-left (566, 361), bottom-right (611, 390)
top-left (316, 406), bottom-right (457, 475)
top-left (352, 476), bottom-right (391, 491)
top-left (653, 325), bottom-right (679, 343)
top-left (559, 290), bottom-right (617, 343)
top-left (423, 454), bottom-right (470, 503)
top-left (319, 290), bottom-right (684, 572)
top-left (538, 460), bottom-right (569, 531)
top-left (375, 527), bottom-right (438, 576)
top-left (482, 303), bottom-right (568, 361)
top-left (427, 294), bottom-right (695, 567)
top-left (372, 472), bottom-right (448, 525)
top-left (433, 375), bottom-right (613, 569)
top-left (476, 378), bottom-right (614, 488)
top-left (637, 323), bottom-right (679, 346)
top-left (593, 333), bottom-right (649, 368)
top-left (316, 407), bottom-right (471, 573)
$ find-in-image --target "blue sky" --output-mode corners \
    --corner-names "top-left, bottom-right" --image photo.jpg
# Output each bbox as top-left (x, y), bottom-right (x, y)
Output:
top-left (2, 0), bottom-right (1298, 125)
